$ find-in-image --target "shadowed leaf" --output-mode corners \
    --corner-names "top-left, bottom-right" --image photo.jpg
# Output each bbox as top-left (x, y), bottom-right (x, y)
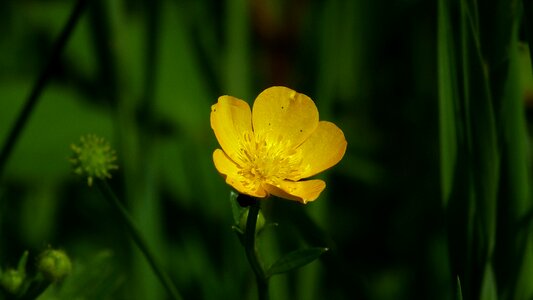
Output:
top-left (266, 247), bottom-right (328, 278)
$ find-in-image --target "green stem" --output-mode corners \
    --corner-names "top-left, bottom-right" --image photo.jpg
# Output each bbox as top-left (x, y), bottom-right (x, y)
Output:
top-left (0, 0), bottom-right (88, 179)
top-left (244, 200), bottom-right (269, 300)
top-left (95, 180), bottom-right (183, 300)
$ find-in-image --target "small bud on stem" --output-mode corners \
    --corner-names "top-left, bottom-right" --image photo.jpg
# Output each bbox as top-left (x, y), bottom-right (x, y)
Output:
top-left (37, 249), bottom-right (72, 282)
top-left (70, 134), bottom-right (118, 186)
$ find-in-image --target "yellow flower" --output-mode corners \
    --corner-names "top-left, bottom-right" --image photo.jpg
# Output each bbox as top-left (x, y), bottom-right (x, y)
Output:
top-left (211, 86), bottom-right (347, 204)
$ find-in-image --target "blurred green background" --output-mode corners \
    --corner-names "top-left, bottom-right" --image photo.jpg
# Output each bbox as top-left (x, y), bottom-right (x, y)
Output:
top-left (1, 0), bottom-right (532, 299)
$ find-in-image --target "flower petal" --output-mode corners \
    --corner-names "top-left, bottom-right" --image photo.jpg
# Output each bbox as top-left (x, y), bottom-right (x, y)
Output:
top-left (264, 179), bottom-right (326, 204)
top-left (252, 86), bottom-right (318, 148)
top-left (213, 149), bottom-right (267, 198)
top-left (298, 121), bottom-right (347, 178)
top-left (210, 96), bottom-right (252, 163)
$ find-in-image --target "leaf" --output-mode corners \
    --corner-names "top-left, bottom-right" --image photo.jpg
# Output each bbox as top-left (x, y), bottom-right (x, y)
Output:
top-left (17, 251), bottom-right (29, 274)
top-left (460, 0), bottom-right (500, 258)
top-left (456, 276), bottom-right (463, 300)
top-left (437, 0), bottom-right (459, 207)
top-left (265, 247), bottom-right (328, 278)
top-left (497, 21), bottom-right (533, 300)
top-left (229, 190), bottom-right (243, 226)
top-left (501, 24), bottom-right (530, 221)
top-left (479, 264), bottom-right (497, 300)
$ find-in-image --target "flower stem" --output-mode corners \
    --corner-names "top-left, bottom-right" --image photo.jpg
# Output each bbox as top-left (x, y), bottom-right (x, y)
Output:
top-left (0, 0), bottom-right (88, 179)
top-left (96, 180), bottom-right (183, 300)
top-left (244, 200), bottom-right (269, 300)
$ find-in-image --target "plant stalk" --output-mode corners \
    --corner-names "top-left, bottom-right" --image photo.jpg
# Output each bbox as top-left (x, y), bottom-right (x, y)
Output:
top-left (244, 200), bottom-right (269, 300)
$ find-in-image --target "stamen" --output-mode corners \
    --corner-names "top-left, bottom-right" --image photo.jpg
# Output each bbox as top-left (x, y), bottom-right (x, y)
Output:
top-left (237, 131), bottom-right (303, 190)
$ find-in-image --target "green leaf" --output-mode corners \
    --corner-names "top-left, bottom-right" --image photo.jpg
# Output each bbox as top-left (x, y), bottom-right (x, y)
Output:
top-left (460, 0), bottom-right (500, 258)
top-left (456, 276), bottom-right (463, 300)
top-left (17, 251), bottom-right (29, 275)
top-left (498, 21), bottom-right (533, 300)
top-left (265, 247), bottom-right (328, 278)
top-left (501, 24), bottom-right (530, 221)
top-left (514, 240), bottom-right (533, 300)
top-left (231, 225), bottom-right (244, 236)
top-left (229, 191), bottom-right (243, 226)
top-left (437, 0), bottom-right (459, 207)
top-left (479, 264), bottom-right (497, 300)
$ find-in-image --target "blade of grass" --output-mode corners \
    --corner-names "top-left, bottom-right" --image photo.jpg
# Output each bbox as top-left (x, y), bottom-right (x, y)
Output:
top-left (500, 23), bottom-right (529, 237)
top-left (459, 5), bottom-right (477, 280)
top-left (524, 0), bottom-right (533, 71)
top-left (479, 264), bottom-right (497, 300)
top-left (442, 1), bottom-right (500, 298)
top-left (438, 1), bottom-right (477, 297)
top-left (456, 276), bottom-right (463, 300)
top-left (498, 20), bottom-right (533, 300)
top-left (460, 0), bottom-right (499, 261)
top-left (437, 0), bottom-right (459, 208)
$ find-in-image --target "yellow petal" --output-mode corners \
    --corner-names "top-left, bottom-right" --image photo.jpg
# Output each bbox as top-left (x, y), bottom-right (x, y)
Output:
top-left (298, 121), bottom-right (347, 178)
top-left (252, 86), bottom-right (318, 148)
top-left (264, 179), bottom-right (326, 204)
top-left (210, 96), bottom-right (252, 163)
top-left (213, 149), bottom-right (267, 198)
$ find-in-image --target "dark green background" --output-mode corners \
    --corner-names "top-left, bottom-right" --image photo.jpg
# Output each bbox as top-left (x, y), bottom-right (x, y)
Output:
top-left (1, 0), bottom-right (532, 299)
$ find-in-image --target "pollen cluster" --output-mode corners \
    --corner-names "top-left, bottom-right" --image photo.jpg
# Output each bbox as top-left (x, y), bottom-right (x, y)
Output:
top-left (70, 134), bottom-right (118, 186)
top-left (236, 131), bottom-right (305, 191)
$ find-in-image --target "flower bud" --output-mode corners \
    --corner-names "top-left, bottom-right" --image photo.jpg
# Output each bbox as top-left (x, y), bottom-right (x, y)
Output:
top-left (70, 134), bottom-right (118, 186)
top-left (0, 269), bottom-right (24, 294)
top-left (37, 249), bottom-right (72, 282)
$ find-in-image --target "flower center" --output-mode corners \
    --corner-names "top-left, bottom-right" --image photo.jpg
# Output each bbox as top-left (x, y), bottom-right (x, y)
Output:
top-left (237, 131), bottom-right (304, 190)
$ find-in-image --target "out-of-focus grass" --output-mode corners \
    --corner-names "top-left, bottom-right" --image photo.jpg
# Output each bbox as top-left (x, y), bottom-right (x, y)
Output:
top-left (439, 0), bottom-right (533, 300)
top-left (0, 0), bottom-right (532, 299)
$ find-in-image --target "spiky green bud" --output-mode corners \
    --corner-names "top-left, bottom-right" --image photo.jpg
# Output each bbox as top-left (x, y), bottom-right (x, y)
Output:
top-left (70, 134), bottom-right (118, 186)
top-left (0, 250), bottom-right (29, 295)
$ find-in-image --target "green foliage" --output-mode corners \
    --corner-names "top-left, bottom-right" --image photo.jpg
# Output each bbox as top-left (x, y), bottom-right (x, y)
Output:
top-left (438, 0), bottom-right (533, 299)
top-left (437, 0), bottom-right (459, 207)
top-left (265, 247), bottom-right (328, 278)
